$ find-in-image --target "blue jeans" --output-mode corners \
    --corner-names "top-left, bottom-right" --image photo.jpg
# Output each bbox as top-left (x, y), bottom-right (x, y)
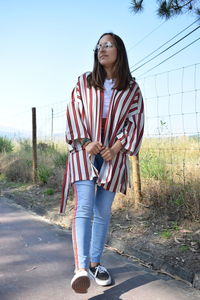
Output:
top-left (72, 154), bottom-right (116, 270)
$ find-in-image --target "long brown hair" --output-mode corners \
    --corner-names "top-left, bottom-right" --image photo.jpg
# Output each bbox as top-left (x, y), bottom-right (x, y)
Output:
top-left (87, 32), bottom-right (133, 91)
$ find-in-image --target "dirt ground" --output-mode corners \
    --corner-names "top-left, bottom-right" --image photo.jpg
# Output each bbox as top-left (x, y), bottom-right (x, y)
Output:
top-left (0, 181), bottom-right (200, 289)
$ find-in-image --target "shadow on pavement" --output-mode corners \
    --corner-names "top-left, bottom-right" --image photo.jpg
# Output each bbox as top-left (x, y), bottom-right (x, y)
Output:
top-left (88, 271), bottom-right (158, 300)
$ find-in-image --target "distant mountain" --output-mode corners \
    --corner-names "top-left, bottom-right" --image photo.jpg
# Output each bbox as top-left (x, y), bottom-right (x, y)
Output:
top-left (0, 129), bottom-right (65, 141)
top-left (0, 129), bottom-right (31, 140)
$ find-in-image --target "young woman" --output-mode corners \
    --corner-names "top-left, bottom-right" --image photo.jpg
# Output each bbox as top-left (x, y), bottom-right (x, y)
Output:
top-left (60, 32), bottom-right (144, 294)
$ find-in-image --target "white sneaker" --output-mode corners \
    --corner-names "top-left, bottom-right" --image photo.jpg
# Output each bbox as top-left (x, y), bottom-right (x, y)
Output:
top-left (71, 270), bottom-right (90, 294)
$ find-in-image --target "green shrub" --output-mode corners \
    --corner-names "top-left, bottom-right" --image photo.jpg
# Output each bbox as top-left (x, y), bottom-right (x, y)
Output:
top-left (3, 157), bottom-right (32, 182)
top-left (179, 245), bottom-right (190, 252)
top-left (0, 174), bottom-right (6, 181)
top-left (44, 188), bottom-right (54, 195)
top-left (174, 193), bottom-right (184, 207)
top-left (37, 142), bottom-right (56, 154)
top-left (0, 137), bottom-right (13, 153)
top-left (140, 151), bottom-right (168, 180)
top-left (19, 139), bottom-right (32, 151)
top-left (37, 164), bottom-right (51, 184)
top-left (160, 230), bottom-right (172, 239)
top-left (53, 152), bottom-right (67, 168)
top-left (171, 222), bottom-right (180, 231)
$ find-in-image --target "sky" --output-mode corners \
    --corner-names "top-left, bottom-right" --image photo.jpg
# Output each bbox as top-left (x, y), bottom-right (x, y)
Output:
top-left (0, 0), bottom-right (199, 138)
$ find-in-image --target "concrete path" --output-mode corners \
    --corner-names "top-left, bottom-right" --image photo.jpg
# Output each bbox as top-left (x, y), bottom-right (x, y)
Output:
top-left (0, 196), bottom-right (200, 300)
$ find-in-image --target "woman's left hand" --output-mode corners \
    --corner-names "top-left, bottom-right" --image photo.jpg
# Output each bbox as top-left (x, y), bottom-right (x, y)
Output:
top-left (100, 140), bottom-right (123, 161)
top-left (100, 147), bottom-right (115, 161)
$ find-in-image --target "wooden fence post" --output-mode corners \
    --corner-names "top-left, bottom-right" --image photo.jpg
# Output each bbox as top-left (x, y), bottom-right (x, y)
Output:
top-left (131, 154), bottom-right (142, 208)
top-left (51, 108), bottom-right (53, 141)
top-left (32, 107), bottom-right (37, 183)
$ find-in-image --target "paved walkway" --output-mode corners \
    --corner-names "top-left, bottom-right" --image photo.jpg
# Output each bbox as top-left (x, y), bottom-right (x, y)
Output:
top-left (0, 196), bottom-right (200, 300)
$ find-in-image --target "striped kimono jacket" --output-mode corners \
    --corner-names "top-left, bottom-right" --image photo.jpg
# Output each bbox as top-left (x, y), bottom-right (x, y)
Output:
top-left (60, 72), bottom-right (144, 214)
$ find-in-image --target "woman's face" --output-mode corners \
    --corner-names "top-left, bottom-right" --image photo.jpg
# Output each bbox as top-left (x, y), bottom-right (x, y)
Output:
top-left (97, 35), bottom-right (117, 69)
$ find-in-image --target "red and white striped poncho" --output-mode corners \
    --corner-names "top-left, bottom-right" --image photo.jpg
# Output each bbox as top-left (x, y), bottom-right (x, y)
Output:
top-left (60, 72), bottom-right (144, 214)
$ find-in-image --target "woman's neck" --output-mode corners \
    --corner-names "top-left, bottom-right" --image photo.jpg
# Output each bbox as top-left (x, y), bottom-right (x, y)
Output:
top-left (104, 67), bottom-right (114, 80)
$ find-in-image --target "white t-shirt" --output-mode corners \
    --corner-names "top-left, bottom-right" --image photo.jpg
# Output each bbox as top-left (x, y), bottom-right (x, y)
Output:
top-left (102, 79), bottom-right (114, 118)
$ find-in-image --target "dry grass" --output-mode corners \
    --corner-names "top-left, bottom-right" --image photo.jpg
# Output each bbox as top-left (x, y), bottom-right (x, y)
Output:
top-left (140, 136), bottom-right (200, 182)
top-left (0, 136), bottom-right (199, 221)
top-left (0, 140), bottom-right (67, 189)
top-left (112, 136), bottom-right (200, 221)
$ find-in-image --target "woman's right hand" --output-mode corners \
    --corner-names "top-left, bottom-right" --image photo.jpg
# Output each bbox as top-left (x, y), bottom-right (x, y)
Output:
top-left (85, 141), bottom-right (104, 155)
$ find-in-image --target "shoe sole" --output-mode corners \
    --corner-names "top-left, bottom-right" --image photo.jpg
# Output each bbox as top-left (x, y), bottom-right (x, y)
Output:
top-left (71, 275), bottom-right (90, 294)
top-left (88, 271), bottom-right (112, 286)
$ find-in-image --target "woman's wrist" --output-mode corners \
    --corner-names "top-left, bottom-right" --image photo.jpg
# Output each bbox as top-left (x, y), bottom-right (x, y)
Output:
top-left (83, 141), bottom-right (92, 149)
top-left (111, 140), bottom-right (123, 155)
top-left (80, 138), bottom-right (91, 146)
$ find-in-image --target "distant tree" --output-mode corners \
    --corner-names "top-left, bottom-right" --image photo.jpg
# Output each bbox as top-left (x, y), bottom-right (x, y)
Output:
top-left (130, 0), bottom-right (200, 19)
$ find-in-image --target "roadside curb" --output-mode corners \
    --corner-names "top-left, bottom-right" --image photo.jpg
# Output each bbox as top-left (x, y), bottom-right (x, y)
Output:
top-left (107, 239), bottom-right (198, 288)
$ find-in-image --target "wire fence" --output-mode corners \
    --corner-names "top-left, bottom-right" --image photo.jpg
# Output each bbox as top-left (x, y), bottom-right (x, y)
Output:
top-left (1, 63), bottom-right (200, 201)
top-left (138, 63), bottom-right (200, 209)
top-left (140, 63), bottom-right (200, 138)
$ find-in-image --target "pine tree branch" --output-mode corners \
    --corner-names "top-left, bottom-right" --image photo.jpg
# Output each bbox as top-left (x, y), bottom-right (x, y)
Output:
top-left (157, 0), bottom-right (197, 18)
top-left (130, 0), bottom-right (144, 13)
top-left (176, 0), bottom-right (193, 9)
top-left (130, 0), bottom-right (200, 19)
